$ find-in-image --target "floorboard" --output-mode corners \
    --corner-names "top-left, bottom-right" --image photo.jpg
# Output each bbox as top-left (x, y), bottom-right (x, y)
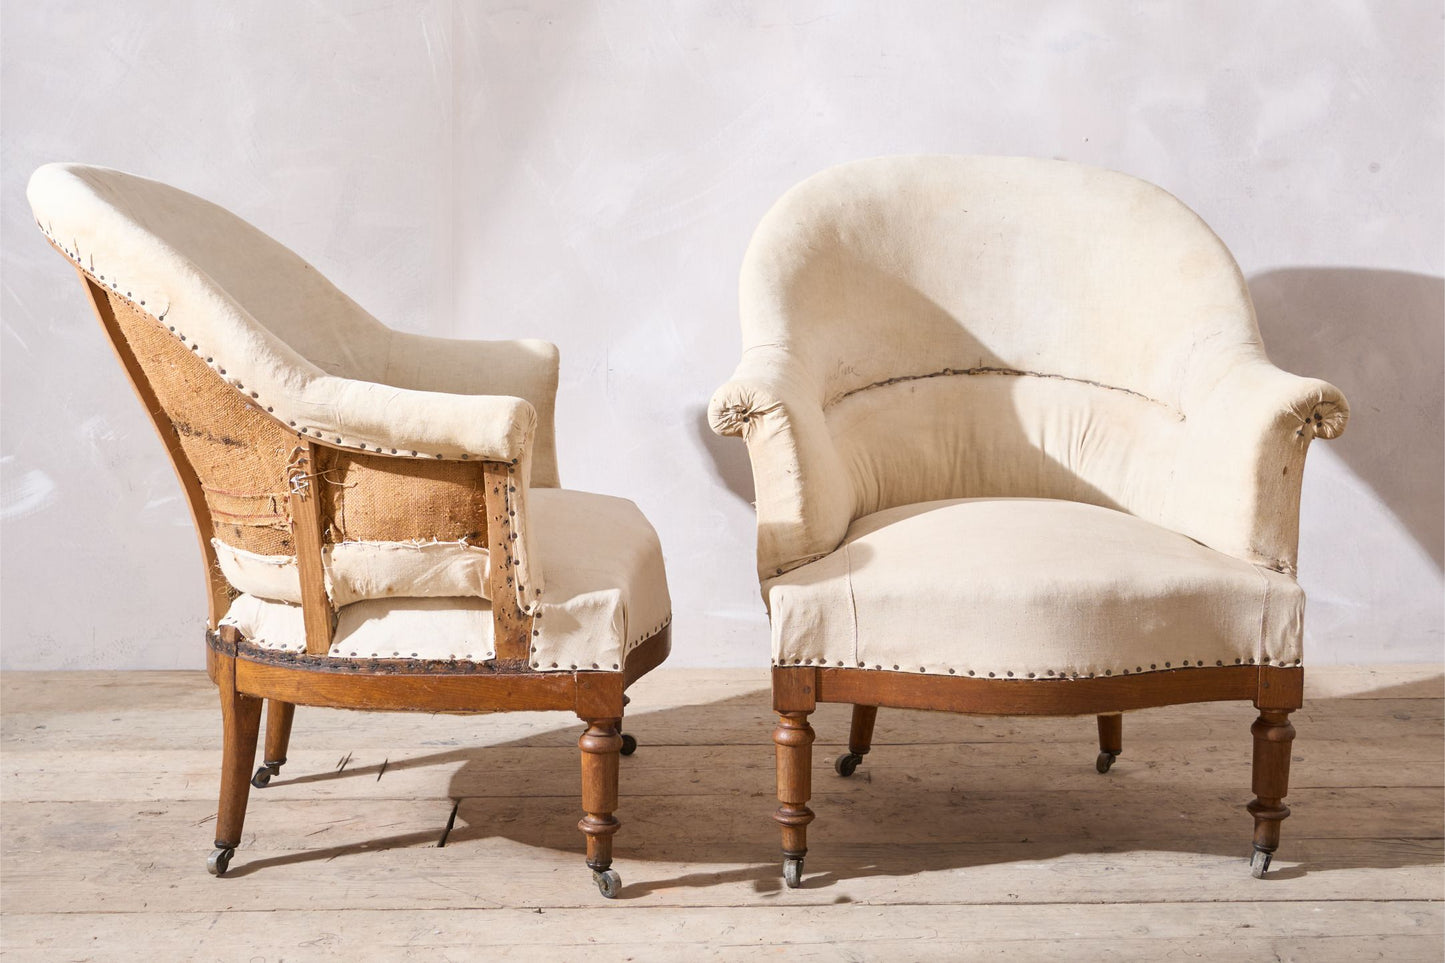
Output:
top-left (2, 665), bottom-right (1441, 961)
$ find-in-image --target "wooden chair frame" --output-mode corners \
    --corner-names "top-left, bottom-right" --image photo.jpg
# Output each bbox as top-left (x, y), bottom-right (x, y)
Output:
top-left (67, 258), bottom-right (669, 896)
top-left (771, 663), bottom-right (1301, 885)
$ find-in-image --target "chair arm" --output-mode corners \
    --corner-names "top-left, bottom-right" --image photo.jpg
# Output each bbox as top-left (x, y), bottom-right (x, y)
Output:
top-left (1171, 359), bottom-right (1349, 575)
top-left (291, 376), bottom-right (538, 465)
top-left (303, 379), bottom-right (544, 650)
top-left (709, 348), bottom-right (853, 581)
top-left (381, 332), bottom-right (562, 486)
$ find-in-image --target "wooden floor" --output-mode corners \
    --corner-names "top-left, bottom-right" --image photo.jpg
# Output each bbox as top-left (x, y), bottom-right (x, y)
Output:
top-left (2, 666), bottom-right (1441, 961)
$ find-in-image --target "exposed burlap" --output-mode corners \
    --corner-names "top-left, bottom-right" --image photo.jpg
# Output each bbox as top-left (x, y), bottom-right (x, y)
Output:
top-left (315, 447), bottom-right (488, 544)
top-left (103, 293), bottom-right (490, 567)
top-left (107, 293), bottom-right (297, 554)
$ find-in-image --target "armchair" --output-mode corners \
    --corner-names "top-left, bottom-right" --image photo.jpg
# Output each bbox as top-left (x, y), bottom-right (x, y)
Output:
top-left (30, 164), bottom-right (671, 897)
top-left (710, 156), bottom-right (1348, 886)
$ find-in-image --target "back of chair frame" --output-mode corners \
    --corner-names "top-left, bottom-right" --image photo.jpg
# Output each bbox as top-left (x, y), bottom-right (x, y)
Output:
top-left (72, 269), bottom-right (524, 658)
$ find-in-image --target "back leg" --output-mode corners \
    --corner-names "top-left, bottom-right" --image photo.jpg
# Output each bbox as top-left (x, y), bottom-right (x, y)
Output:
top-left (251, 700), bottom-right (296, 788)
top-left (835, 705), bottom-right (878, 777)
top-left (619, 693), bottom-right (637, 756)
top-left (1096, 713), bottom-right (1122, 773)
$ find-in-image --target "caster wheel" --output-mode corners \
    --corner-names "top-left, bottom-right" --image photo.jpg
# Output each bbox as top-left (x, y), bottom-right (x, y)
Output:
top-left (1250, 848), bottom-right (1273, 879)
top-left (834, 753), bottom-right (862, 777)
top-left (593, 868), bottom-right (622, 898)
top-left (783, 857), bottom-right (804, 889)
top-left (251, 763), bottom-right (278, 788)
top-left (207, 847), bottom-right (234, 877)
top-left (1095, 751), bottom-right (1118, 774)
top-left (619, 733), bottom-right (638, 756)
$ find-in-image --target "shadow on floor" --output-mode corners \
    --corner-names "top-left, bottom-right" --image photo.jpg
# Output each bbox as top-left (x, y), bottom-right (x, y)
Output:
top-left (224, 675), bottom-right (1444, 896)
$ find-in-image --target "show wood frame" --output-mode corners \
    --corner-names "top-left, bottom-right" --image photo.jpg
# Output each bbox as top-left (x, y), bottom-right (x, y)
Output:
top-left (771, 662), bottom-right (1302, 883)
top-left (69, 255), bottom-right (669, 897)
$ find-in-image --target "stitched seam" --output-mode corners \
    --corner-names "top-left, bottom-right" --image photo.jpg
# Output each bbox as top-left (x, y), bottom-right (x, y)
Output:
top-left (1253, 564), bottom-right (1272, 665)
top-left (843, 539), bottom-right (860, 668)
top-left (825, 366), bottom-right (1182, 417)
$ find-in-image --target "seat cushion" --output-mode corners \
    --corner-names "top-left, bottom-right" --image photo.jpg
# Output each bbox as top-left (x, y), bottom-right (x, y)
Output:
top-left (764, 498), bottom-right (1303, 679)
top-left (221, 594), bottom-right (498, 660)
top-left (219, 488), bottom-right (671, 671)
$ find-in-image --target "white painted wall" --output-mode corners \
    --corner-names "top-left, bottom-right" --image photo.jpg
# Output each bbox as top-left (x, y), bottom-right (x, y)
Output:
top-left (2, 1), bottom-right (1440, 670)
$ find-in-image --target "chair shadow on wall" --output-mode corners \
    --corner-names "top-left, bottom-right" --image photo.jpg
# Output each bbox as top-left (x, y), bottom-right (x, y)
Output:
top-left (692, 401), bottom-right (755, 505)
top-left (225, 676), bottom-right (1444, 896)
top-left (1249, 268), bottom-right (1444, 569)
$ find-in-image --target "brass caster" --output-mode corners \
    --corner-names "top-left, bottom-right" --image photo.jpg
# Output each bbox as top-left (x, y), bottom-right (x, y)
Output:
top-left (1250, 848), bottom-right (1273, 879)
top-left (834, 753), bottom-right (862, 777)
top-left (619, 733), bottom-right (638, 757)
top-left (251, 761), bottom-right (281, 788)
top-left (783, 856), bottom-right (804, 888)
top-left (593, 868), bottom-right (622, 898)
top-left (207, 846), bottom-right (235, 876)
top-left (1095, 750), bottom-right (1119, 774)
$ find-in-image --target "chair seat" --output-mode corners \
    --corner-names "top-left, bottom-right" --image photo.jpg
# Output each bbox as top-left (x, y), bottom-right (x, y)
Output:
top-left (220, 488), bottom-right (671, 670)
top-left (765, 498), bottom-right (1303, 679)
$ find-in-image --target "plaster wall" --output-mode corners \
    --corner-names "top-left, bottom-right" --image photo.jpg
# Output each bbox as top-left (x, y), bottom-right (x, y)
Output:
top-left (2, 1), bottom-right (1440, 668)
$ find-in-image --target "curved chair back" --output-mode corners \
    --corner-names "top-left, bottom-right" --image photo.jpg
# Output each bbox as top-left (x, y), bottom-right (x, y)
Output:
top-left (720, 156), bottom-right (1344, 579)
top-left (28, 165), bottom-right (540, 657)
top-left (742, 155), bottom-right (1256, 411)
top-left (741, 157), bottom-right (1259, 526)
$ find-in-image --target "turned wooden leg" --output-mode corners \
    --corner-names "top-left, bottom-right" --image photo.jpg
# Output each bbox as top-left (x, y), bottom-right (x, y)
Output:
top-left (1096, 713), bottom-right (1122, 773)
top-left (210, 679), bottom-right (262, 876)
top-left (251, 700), bottom-right (295, 788)
top-left (1247, 709), bottom-right (1296, 877)
top-left (578, 719), bottom-right (623, 897)
top-left (835, 704), bottom-right (877, 777)
top-left (774, 710), bottom-right (815, 887)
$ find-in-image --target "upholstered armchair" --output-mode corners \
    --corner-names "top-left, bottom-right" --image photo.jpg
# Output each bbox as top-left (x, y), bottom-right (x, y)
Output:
top-left (710, 156), bottom-right (1348, 887)
top-left (30, 164), bottom-right (671, 897)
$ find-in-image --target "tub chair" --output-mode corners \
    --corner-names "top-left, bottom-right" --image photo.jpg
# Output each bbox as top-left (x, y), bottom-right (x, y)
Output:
top-left (29, 164), bottom-right (671, 897)
top-left (709, 156), bottom-right (1348, 887)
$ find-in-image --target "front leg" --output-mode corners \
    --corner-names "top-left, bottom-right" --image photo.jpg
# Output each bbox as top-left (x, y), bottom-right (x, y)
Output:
top-left (578, 718), bottom-right (623, 897)
top-left (1246, 709), bottom-right (1296, 877)
top-left (774, 710), bottom-right (815, 887)
top-left (210, 673), bottom-right (262, 876)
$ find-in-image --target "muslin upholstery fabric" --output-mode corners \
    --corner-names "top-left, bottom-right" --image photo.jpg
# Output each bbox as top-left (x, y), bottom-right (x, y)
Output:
top-left (767, 498), bottom-right (1304, 677)
top-left (221, 594), bottom-right (499, 662)
top-left (214, 489), bottom-right (672, 670)
top-left (710, 156), bottom-right (1347, 680)
top-left (28, 164), bottom-right (561, 475)
top-left (29, 164), bottom-right (670, 670)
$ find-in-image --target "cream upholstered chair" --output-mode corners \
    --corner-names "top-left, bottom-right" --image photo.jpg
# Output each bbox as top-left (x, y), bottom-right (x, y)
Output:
top-left (709, 155), bottom-right (1348, 887)
top-left (30, 164), bottom-right (671, 897)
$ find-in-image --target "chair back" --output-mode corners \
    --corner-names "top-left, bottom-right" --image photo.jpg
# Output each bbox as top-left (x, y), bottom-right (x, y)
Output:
top-left (740, 156), bottom-right (1261, 520)
top-left (30, 166), bottom-right (495, 631)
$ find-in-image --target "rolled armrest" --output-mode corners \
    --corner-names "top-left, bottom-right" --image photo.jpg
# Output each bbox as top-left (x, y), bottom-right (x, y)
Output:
top-left (708, 352), bottom-right (813, 438)
top-left (709, 348), bottom-right (853, 581)
top-left (1170, 359), bottom-right (1349, 575)
top-left (382, 332), bottom-right (561, 486)
top-left (292, 376), bottom-right (539, 464)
